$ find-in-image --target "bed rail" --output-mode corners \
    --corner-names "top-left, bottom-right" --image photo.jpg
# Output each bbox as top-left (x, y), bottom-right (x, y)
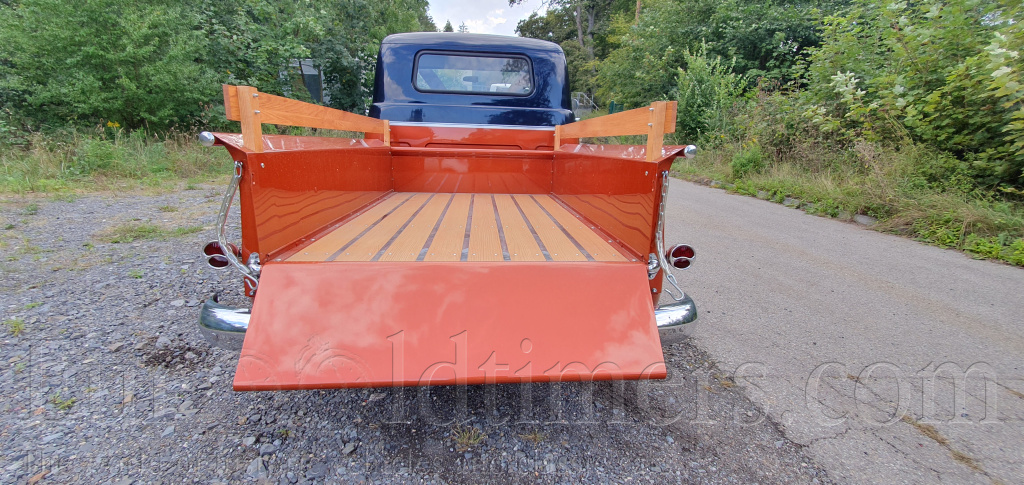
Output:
top-left (222, 84), bottom-right (391, 152)
top-left (554, 101), bottom-right (677, 162)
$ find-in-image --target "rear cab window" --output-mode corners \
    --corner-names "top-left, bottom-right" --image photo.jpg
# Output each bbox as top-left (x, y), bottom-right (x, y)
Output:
top-left (414, 52), bottom-right (533, 96)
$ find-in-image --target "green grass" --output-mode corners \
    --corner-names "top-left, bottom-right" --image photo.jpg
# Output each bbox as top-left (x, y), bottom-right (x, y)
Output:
top-left (673, 142), bottom-right (1024, 267)
top-left (452, 425), bottom-right (486, 451)
top-left (0, 129), bottom-right (232, 193)
top-left (128, 269), bottom-right (144, 279)
top-left (3, 318), bottom-right (25, 336)
top-left (49, 392), bottom-right (76, 411)
top-left (102, 222), bottom-right (204, 243)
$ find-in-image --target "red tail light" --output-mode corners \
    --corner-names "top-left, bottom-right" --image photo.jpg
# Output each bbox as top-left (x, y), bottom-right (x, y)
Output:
top-left (203, 241), bottom-right (239, 269)
top-left (666, 244), bottom-right (695, 270)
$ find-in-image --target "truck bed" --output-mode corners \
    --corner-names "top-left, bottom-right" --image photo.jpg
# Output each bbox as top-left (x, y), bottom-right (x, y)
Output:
top-left (282, 192), bottom-right (629, 263)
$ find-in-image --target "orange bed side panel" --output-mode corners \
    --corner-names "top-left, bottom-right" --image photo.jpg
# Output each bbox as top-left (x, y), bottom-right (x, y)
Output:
top-left (233, 262), bottom-right (666, 390)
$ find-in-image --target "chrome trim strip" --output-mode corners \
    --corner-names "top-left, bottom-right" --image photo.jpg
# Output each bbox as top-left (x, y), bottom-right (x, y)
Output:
top-left (656, 294), bottom-right (697, 345)
top-left (198, 295), bottom-right (250, 350)
top-left (388, 121), bottom-right (556, 131)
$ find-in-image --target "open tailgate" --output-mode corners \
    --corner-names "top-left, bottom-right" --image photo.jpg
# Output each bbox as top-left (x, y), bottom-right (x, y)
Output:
top-left (234, 262), bottom-right (666, 390)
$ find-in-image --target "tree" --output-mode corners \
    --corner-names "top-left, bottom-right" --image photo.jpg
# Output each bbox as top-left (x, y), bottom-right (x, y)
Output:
top-left (443, 20), bottom-right (455, 32)
top-left (458, 22), bottom-right (470, 33)
top-left (0, 0), bottom-right (217, 130)
top-left (805, 0), bottom-right (1024, 187)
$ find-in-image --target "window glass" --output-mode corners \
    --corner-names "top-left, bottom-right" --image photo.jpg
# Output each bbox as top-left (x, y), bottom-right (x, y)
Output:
top-left (415, 53), bottom-right (533, 95)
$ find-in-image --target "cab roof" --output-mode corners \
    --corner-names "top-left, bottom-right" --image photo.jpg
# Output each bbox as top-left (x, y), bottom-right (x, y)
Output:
top-left (381, 32), bottom-right (564, 54)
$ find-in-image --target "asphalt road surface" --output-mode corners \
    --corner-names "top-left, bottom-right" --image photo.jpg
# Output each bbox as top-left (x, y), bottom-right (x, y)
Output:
top-left (665, 178), bottom-right (1024, 484)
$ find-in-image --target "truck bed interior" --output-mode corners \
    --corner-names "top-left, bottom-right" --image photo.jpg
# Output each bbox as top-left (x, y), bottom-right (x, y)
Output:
top-left (282, 192), bottom-right (629, 263)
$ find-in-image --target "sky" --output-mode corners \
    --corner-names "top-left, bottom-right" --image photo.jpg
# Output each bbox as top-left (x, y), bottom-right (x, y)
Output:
top-left (427, 0), bottom-right (548, 37)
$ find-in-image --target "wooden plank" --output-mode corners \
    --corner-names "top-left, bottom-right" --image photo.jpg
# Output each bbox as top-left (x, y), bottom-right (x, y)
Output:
top-left (534, 196), bottom-right (627, 262)
top-left (494, 194), bottom-right (545, 261)
top-left (513, 195), bottom-right (586, 261)
top-left (425, 193), bottom-right (472, 261)
top-left (236, 85), bottom-right (264, 152)
top-left (554, 101), bottom-right (676, 152)
top-left (468, 195), bottom-right (503, 261)
top-left (335, 193), bottom-right (432, 261)
top-left (222, 84), bottom-right (390, 143)
top-left (646, 101), bottom-right (667, 162)
top-left (286, 193), bottom-right (409, 262)
top-left (223, 84), bottom-right (240, 120)
top-left (378, 194), bottom-right (451, 261)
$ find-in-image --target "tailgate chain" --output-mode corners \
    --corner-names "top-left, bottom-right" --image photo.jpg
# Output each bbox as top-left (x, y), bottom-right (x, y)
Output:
top-left (654, 170), bottom-right (686, 301)
top-left (219, 161), bottom-right (259, 295)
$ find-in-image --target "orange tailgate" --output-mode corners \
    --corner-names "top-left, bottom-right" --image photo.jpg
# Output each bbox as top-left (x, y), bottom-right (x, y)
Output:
top-left (233, 262), bottom-right (666, 390)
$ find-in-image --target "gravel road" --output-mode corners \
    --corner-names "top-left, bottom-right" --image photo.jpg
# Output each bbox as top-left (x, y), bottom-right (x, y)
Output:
top-left (0, 185), bottom-right (830, 484)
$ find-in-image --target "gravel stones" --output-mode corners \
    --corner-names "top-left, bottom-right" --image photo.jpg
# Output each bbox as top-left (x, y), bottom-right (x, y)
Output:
top-left (0, 190), bottom-right (832, 485)
top-left (246, 457), bottom-right (269, 479)
top-left (154, 335), bottom-right (172, 350)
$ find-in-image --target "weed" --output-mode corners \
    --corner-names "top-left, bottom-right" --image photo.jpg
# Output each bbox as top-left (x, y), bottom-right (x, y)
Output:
top-left (82, 242), bottom-right (94, 250)
top-left (3, 318), bottom-right (25, 336)
top-left (14, 362), bottom-right (26, 373)
top-left (3, 223), bottom-right (13, 230)
top-left (103, 222), bottom-right (203, 243)
top-left (105, 222), bottom-right (162, 243)
top-left (158, 205), bottom-right (178, 212)
top-left (730, 145), bottom-right (766, 179)
top-left (51, 192), bottom-right (79, 203)
top-left (277, 429), bottom-right (292, 439)
top-left (452, 425), bottom-right (486, 451)
top-left (963, 234), bottom-right (1003, 260)
top-left (519, 430), bottom-right (544, 444)
top-left (23, 203), bottom-right (39, 215)
top-left (49, 392), bottom-right (76, 411)
top-left (24, 302), bottom-right (41, 309)
top-left (128, 269), bottom-right (143, 279)
top-left (172, 225), bottom-right (204, 237)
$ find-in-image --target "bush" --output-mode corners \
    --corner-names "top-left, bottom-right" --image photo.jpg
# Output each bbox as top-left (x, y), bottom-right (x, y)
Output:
top-left (672, 45), bottom-right (747, 145)
top-left (730, 145), bottom-right (766, 179)
top-left (0, 0), bottom-right (218, 131)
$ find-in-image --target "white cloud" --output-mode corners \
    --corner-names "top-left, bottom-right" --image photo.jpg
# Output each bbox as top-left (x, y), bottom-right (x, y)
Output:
top-left (429, 0), bottom-right (546, 36)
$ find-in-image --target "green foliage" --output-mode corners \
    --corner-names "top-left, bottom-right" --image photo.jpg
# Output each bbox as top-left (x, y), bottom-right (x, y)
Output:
top-left (0, 0), bottom-right (217, 130)
top-left (3, 318), bottom-right (25, 337)
top-left (672, 46), bottom-right (747, 144)
top-left (1, 129), bottom-right (231, 192)
top-left (0, 0), bottom-right (434, 132)
top-left (596, 0), bottom-right (829, 107)
top-left (805, 0), bottom-right (1024, 187)
top-left (730, 145), bottom-right (767, 179)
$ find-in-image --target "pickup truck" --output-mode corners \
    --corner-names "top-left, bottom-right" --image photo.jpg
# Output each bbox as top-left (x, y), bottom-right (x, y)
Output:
top-left (197, 33), bottom-right (698, 391)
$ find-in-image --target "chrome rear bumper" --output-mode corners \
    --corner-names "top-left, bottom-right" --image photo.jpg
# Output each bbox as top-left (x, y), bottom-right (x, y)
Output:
top-left (655, 294), bottom-right (697, 345)
top-left (198, 295), bottom-right (250, 350)
top-left (198, 292), bottom-right (693, 350)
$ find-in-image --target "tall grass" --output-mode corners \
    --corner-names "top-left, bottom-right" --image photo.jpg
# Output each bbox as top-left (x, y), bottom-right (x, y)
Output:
top-left (674, 140), bottom-right (1024, 266)
top-left (0, 127), bottom-right (232, 193)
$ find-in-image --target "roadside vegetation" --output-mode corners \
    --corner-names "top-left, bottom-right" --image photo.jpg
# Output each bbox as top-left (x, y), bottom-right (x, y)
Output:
top-left (521, 0), bottom-right (1024, 266)
top-left (0, 0), bottom-right (435, 191)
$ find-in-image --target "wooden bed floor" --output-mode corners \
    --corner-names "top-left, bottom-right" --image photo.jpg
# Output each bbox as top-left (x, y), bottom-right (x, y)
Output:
top-left (285, 193), bottom-right (628, 262)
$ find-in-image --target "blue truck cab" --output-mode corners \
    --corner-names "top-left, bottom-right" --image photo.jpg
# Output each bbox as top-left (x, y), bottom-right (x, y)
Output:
top-left (369, 33), bottom-right (575, 126)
